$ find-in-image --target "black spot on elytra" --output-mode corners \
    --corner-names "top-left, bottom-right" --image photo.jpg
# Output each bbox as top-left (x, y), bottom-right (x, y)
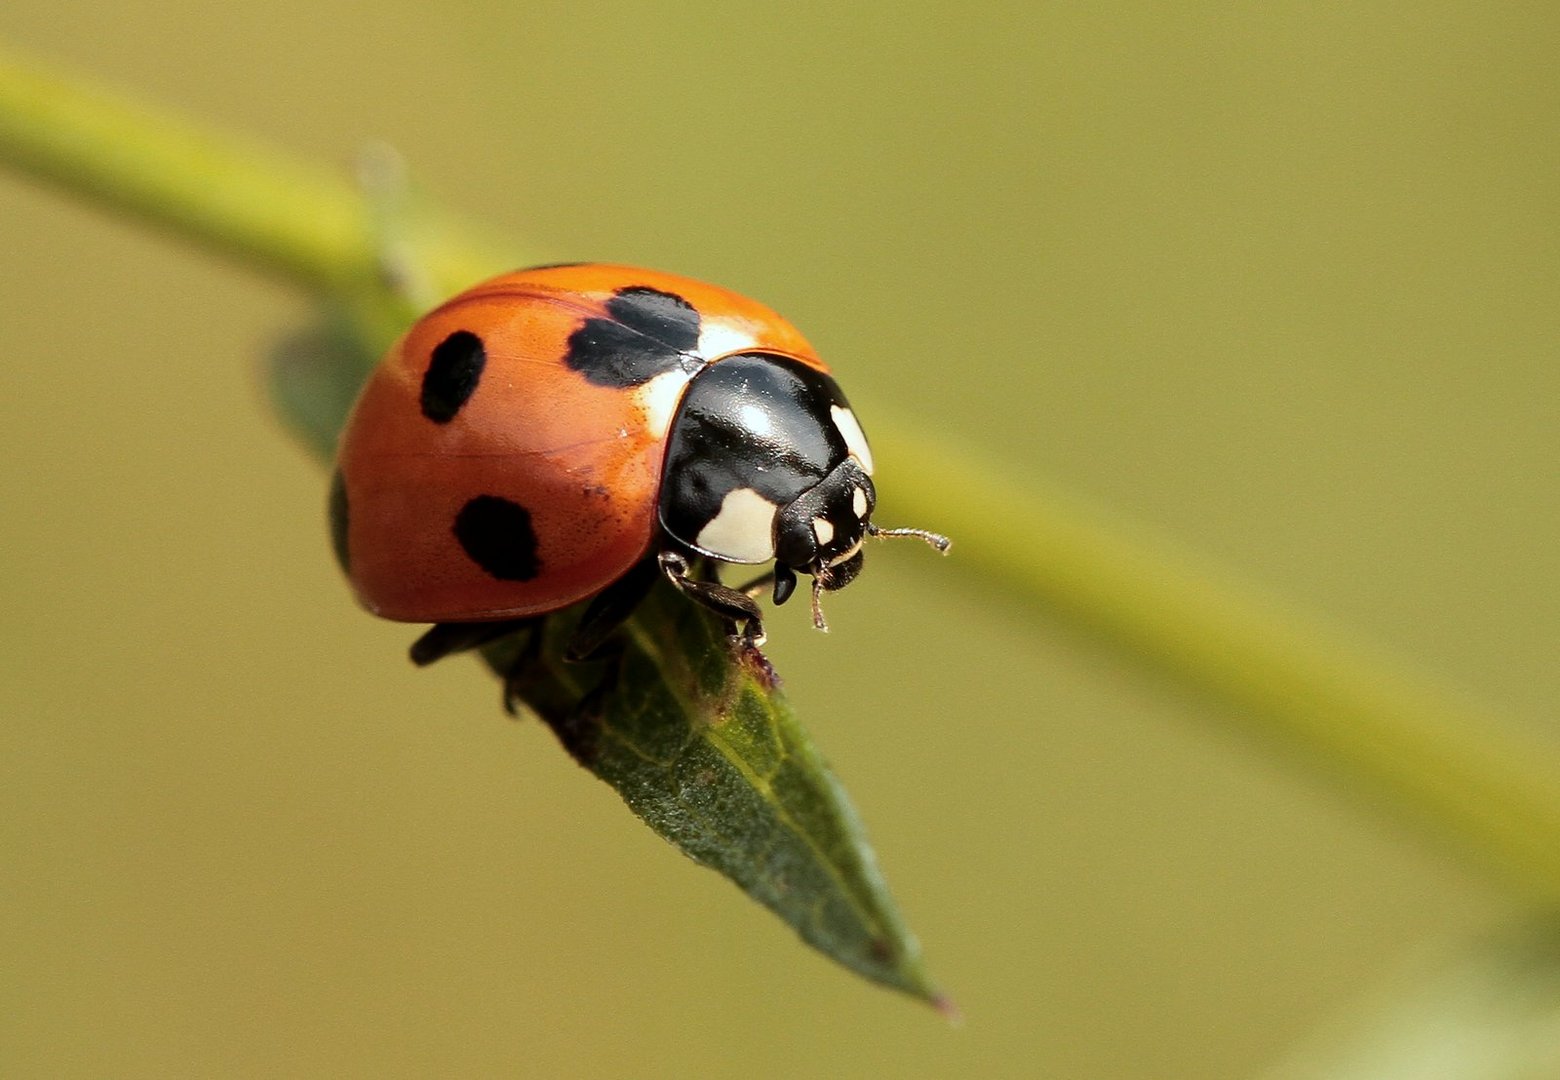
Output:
top-left (420, 330), bottom-right (486, 423)
top-left (453, 495), bottom-right (541, 581)
top-left (564, 286), bottom-right (702, 388)
top-left (328, 468), bottom-right (350, 573)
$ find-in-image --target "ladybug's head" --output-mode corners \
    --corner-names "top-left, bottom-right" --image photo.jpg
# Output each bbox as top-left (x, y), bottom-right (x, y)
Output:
top-left (771, 457), bottom-right (949, 630)
top-left (657, 351), bottom-right (949, 632)
top-left (773, 457), bottom-right (873, 591)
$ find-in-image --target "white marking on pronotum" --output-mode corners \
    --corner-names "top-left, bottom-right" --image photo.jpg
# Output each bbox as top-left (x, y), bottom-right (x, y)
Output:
top-left (697, 319), bottom-right (753, 361)
top-left (636, 369), bottom-right (692, 441)
top-left (852, 485), bottom-right (869, 519)
top-left (831, 405), bottom-right (874, 475)
top-left (695, 488), bottom-right (778, 564)
top-left (812, 517), bottom-right (835, 547)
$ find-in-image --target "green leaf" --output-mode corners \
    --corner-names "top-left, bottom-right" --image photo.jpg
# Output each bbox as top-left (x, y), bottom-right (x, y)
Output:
top-left (495, 587), bottom-right (944, 1002)
top-left (267, 310), bottom-right (376, 459)
top-left (268, 300), bottom-right (945, 1006)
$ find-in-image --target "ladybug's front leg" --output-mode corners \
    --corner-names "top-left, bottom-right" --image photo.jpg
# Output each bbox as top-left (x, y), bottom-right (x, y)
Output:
top-left (657, 551), bottom-right (767, 648)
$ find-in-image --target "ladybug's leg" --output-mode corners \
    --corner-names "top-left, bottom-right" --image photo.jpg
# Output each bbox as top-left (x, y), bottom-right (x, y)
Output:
top-left (409, 619), bottom-right (539, 666)
top-left (563, 558), bottom-right (659, 662)
top-left (500, 622), bottom-right (558, 717)
top-left (410, 619), bottom-right (550, 716)
top-left (658, 551), bottom-right (767, 648)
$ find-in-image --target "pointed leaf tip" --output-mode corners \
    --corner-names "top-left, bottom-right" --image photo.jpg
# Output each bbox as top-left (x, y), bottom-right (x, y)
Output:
top-left (507, 585), bottom-right (943, 1002)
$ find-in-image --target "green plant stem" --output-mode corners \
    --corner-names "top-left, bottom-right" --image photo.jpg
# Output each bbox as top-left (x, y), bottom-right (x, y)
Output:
top-left (875, 422), bottom-right (1560, 903)
top-left (5, 44), bottom-right (1559, 903)
top-left (0, 44), bottom-right (509, 299)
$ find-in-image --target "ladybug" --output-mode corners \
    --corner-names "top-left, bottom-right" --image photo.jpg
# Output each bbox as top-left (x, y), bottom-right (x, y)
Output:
top-left (330, 263), bottom-right (947, 676)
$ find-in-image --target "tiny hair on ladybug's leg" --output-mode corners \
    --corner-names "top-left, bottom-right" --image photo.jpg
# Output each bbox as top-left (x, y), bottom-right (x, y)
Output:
top-left (563, 558), bottom-right (660, 663)
top-left (657, 550), bottom-right (767, 648)
top-left (409, 618), bottom-right (541, 666)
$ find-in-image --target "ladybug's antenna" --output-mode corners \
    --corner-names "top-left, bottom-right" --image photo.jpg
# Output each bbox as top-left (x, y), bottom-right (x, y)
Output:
top-left (805, 525), bottom-right (949, 634)
top-left (869, 523), bottom-right (952, 553)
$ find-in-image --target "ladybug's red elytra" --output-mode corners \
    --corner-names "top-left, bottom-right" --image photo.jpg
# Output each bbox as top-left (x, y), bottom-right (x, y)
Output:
top-left (331, 263), bottom-right (948, 677)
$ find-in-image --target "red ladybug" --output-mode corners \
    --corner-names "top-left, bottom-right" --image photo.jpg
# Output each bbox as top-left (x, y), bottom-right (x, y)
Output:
top-left (331, 263), bottom-right (947, 671)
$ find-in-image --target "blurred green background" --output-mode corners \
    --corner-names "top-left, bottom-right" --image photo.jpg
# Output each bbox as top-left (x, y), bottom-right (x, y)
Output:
top-left (2, 3), bottom-right (1557, 1077)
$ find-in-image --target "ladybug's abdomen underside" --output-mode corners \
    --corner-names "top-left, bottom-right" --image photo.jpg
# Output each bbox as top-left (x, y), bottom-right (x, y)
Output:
top-left (334, 264), bottom-right (824, 623)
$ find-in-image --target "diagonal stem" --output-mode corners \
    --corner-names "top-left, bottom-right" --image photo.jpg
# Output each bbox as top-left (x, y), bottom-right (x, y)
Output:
top-left (874, 424), bottom-right (1560, 902)
top-left (0, 43), bottom-right (510, 299)
top-left (5, 41), bottom-right (1560, 907)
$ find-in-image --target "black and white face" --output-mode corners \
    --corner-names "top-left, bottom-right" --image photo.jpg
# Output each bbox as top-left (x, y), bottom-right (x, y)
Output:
top-left (772, 458), bottom-right (874, 583)
top-left (658, 352), bottom-right (876, 583)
